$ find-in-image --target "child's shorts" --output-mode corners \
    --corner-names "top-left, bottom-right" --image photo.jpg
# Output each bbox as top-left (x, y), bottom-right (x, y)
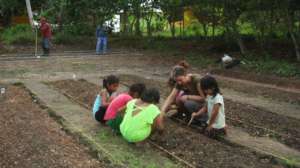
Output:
top-left (107, 115), bottom-right (123, 134)
top-left (205, 127), bottom-right (227, 139)
top-left (95, 106), bottom-right (107, 124)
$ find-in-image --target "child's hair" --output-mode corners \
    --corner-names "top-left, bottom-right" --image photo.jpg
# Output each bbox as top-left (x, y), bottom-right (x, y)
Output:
top-left (141, 88), bottom-right (160, 104)
top-left (103, 75), bottom-right (119, 90)
top-left (200, 75), bottom-right (220, 97)
top-left (129, 83), bottom-right (146, 97)
top-left (173, 66), bottom-right (186, 78)
top-left (168, 61), bottom-right (189, 87)
top-left (177, 60), bottom-right (189, 69)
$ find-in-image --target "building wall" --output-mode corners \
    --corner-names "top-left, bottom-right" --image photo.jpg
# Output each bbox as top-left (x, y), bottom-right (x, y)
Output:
top-left (12, 16), bottom-right (29, 25)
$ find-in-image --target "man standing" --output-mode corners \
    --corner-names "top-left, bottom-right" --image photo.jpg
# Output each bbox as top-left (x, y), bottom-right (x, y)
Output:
top-left (96, 25), bottom-right (107, 54)
top-left (40, 17), bottom-right (52, 56)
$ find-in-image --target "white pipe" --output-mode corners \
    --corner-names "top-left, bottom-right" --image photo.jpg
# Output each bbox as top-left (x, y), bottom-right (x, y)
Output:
top-left (25, 0), bottom-right (38, 57)
top-left (25, 0), bottom-right (34, 27)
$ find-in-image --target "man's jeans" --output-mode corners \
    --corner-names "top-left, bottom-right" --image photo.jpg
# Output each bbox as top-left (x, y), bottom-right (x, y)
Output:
top-left (42, 38), bottom-right (50, 56)
top-left (96, 37), bottom-right (107, 54)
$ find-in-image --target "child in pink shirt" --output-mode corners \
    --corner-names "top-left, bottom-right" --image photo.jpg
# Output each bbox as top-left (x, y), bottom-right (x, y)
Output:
top-left (104, 83), bottom-right (146, 133)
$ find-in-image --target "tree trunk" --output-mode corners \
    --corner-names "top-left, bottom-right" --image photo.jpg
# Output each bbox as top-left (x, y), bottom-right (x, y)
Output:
top-left (146, 11), bottom-right (153, 37)
top-left (212, 22), bottom-right (215, 38)
top-left (237, 36), bottom-right (246, 55)
top-left (290, 32), bottom-right (300, 61)
top-left (286, 11), bottom-right (300, 61)
top-left (134, 7), bottom-right (141, 36)
top-left (122, 8), bottom-right (129, 35)
top-left (3, 10), bottom-right (12, 26)
top-left (169, 21), bottom-right (175, 38)
top-left (129, 18), bottom-right (136, 35)
top-left (202, 23), bottom-right (208, 38)
top-left (146, 20), bottom-right (152, 37)
top-left (231, 23), bottom-right (246, 55)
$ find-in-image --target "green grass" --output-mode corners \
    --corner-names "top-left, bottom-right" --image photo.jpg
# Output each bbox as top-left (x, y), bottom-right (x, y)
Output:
top-left (95, 128), bottom-right (179, 168)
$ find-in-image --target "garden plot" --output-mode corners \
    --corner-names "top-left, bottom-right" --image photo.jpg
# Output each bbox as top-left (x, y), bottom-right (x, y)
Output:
top-left (48, 79), bottom-right (283, 168)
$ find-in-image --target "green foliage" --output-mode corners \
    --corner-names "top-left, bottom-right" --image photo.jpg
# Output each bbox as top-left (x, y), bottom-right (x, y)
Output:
top-left (62, 24), bottom-right (95, 36)
top-left (1, 24), bottom-right (36, 45)
top-left (53, 32), bottom-right (94, 45)
top-left (243, 55), bottom-right (300, 77)
top-left (53, 24), bottom-right (95, 44)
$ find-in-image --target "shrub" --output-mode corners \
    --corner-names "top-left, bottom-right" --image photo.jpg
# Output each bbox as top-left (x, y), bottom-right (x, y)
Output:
top-left (1, 24), bottom-right (36, 45)
top-left (243, 55), bottom-right (300, 77)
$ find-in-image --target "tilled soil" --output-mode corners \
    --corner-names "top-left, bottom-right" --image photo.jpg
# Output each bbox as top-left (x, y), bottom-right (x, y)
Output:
top-left (118, 74), bottom-right (300, 151)
top-left (0, 83), bottom-right (105, 168)
top-left (218, 79), bottom-right (300, 105)
top-left (49, 79), bottom-right (282, 168)
top-left (211, 69), bottom-right (300, 90)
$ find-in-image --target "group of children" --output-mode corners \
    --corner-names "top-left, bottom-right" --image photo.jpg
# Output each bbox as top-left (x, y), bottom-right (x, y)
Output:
top-left (92, 75), bottom-right (163, 143)
top-left (92, 61), bottom-right (226, 143)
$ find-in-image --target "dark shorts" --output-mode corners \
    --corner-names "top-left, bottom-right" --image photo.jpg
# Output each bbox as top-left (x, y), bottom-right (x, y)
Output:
top-left (95, 106), bottom-right (107, 124)
top-left (204, 127), bottom-right (226, 139)
top-left (107, 115), bottom-right (123, 134)
top-left (183, 100), bottom-right (207, 123)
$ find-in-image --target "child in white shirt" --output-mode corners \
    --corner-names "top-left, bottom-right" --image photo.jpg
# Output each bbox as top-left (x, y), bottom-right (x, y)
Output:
top-left (191, 75), bottom-right (226, 138)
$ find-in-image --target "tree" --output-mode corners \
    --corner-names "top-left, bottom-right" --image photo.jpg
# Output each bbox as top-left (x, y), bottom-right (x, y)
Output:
top-left (143, 0), bottom-right (160, 36)
top-left (222, 0), bottom-right (247, 55)
top-left (0, 0), bottom-right (30, 26)
top-left (278, 0), bottom-right (300, 61)
top-left (159, 0), bottom-right (183, 37)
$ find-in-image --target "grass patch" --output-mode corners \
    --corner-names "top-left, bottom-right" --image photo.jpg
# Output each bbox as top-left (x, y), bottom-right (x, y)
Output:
top-left (96, 130), bottom-right (178, 168)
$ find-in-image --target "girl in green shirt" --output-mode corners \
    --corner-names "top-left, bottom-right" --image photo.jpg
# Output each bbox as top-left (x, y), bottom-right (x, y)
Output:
top-left (120, 88), bottom-right (164, 143)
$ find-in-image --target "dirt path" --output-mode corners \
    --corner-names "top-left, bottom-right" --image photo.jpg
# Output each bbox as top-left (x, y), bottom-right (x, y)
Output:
top-left (0, 84), bottom-right (104, 168)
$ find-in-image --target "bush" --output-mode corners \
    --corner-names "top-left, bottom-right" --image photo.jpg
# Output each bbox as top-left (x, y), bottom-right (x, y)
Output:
top-left (243, 55), bottom-right (300, 77)
top-left (52, 24), bottom-right (95, 44)
top-left (53, 32), bottom-right (95, 45)
top-left (62, 24), bottom-right (95, 36)
top-left (1, 24), bottom-right (36, 45)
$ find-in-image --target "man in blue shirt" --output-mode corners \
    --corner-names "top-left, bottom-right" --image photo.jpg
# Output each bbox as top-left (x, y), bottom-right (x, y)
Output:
top-left (96, 25), bottom-right (107, 54)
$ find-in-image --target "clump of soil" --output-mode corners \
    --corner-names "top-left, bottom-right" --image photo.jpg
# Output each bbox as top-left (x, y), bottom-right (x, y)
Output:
top-left (0, 83), bottom-right (105, 168)
top-left (49, 79), bottom-right (281, 168)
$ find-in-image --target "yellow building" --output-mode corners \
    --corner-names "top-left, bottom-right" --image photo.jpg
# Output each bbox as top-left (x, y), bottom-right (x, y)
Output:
top-left (175, 7), bottom-right (198, 27)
